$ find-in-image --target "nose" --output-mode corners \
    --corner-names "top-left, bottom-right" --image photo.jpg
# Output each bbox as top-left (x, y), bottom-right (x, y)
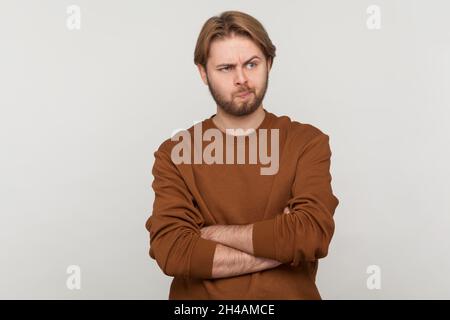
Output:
top-left (234, 66), bottom-right (248, 87)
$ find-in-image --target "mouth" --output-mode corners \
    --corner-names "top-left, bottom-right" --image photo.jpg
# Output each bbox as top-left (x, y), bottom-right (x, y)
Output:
top-left (236, 91), bottom-right (252, 98)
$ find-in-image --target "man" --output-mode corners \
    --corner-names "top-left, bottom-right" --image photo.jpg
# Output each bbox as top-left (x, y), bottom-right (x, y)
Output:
top-left (145, 10), bottom-right (339, 299)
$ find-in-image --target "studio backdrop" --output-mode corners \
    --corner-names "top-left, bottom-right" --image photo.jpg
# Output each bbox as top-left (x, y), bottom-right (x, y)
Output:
top-left (1, 0), bottom-right (449, 299)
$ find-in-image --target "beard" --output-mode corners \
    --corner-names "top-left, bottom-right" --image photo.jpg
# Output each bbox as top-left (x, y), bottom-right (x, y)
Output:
top-left (206, 70), bottom-right (269, 117)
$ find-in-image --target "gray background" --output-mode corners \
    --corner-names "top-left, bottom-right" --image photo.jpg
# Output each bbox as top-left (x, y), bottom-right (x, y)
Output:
top-left (1, 0), bottom-right (449, 299)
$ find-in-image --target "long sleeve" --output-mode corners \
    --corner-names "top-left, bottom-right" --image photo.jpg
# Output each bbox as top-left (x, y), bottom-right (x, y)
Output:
top-left (145, 145), bottom-right (217, 279)
top-left (252, 133), bottom-right (339, 266)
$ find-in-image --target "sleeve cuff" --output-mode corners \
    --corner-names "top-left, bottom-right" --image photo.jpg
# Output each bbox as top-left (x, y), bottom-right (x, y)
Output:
top-left (252, 218), bottom-right (276, 260)
top-left (189, 236), bottom-right (217, 279)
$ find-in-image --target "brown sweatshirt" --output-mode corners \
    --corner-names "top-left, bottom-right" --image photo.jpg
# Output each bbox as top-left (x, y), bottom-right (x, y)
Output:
top-left (145, 108), bottom-right (339, 299)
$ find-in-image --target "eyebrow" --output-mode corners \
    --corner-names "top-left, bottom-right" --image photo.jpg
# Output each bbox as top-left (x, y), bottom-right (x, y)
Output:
top-left (215, 55), bottom-right (262, 68)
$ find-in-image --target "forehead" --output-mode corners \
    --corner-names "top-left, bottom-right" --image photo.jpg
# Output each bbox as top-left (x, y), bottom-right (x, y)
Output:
top-left (208, 35), bottom-right (264, 65)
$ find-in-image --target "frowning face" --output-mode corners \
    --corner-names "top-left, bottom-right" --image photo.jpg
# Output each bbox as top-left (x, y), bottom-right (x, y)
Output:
top-left (198, 34), bottom-right (271, 117)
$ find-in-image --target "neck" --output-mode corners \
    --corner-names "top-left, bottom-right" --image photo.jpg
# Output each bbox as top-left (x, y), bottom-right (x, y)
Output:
top-left (212, 106), bottom-right (265, 134)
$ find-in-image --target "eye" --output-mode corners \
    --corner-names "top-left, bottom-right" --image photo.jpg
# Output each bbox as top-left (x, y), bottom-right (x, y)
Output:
top-left (220, 66), bottom-right (232, 72)
top-left (247, 62), bottom-right (257, 69)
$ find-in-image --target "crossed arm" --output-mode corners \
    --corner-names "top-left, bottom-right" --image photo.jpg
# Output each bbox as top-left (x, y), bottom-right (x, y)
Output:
top-left (201, 207), bottom-right (292, 279)
top-left (148, 133), bottom-right (338, 280)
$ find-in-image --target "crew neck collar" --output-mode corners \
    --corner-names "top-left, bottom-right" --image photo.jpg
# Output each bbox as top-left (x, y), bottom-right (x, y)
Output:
top-left (205, 108), bottom-right (272, 137)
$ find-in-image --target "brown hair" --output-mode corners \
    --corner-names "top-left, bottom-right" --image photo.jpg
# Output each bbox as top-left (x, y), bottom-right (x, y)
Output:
top-left (194, 10), bottom-right (276, 70)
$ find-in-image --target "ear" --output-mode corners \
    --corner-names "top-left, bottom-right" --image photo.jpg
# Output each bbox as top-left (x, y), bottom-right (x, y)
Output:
top-left (267, 58), bottom-right (273, 73)
top-left (197, 64), bottom-right (208, 86)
